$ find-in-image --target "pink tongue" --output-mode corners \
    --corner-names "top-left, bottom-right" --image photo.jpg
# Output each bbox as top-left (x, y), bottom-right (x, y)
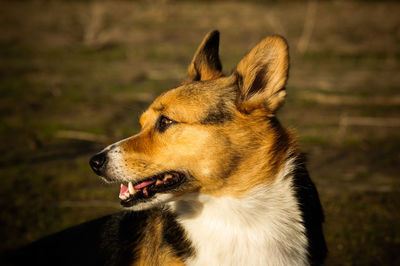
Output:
top-left (134, 179), bottom-right (156, 190)
top-left (119, 184), bottom-right (128, 197)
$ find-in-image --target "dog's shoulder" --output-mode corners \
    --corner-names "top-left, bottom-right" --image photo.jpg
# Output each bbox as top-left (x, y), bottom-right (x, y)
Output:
top-left (2, 210), bottom-right (152, 266)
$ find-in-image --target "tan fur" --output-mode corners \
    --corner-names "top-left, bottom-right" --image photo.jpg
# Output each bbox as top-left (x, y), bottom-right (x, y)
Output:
top-left (185, 31), bottom-right (223, 82)
top-left (132, 213), bottom-right (185, 266)
top-left (236, 35), bottom-right (289, 113)
top-left (102, 31), bottom-right (301, 263)
top-left (117, 32), bottom-right (291, 199)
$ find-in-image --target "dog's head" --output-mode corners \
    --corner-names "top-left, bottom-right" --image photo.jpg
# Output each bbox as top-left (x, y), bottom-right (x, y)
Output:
top-left (90, 31), bottom-right (290, 210)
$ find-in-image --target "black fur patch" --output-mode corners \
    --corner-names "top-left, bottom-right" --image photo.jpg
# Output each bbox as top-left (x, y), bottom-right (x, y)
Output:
top-left (267, 117), bottom-right (291, 165)
top-left (291, 154), bottom-right (328, 265)
top-left (161, 211), bottom-right (194, 260)
top-left (200, 99), bottom-right (232, 125)
top-left (100, 211), bottom-right (151, 266)
top-left (3, 211), bottom-right (152, 266)
top-left (223, 152), bottom-right (241, 179)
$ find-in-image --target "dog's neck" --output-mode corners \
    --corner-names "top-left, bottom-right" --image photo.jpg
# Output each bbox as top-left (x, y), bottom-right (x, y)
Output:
top-left (168, 158), bottom-right (309, 266)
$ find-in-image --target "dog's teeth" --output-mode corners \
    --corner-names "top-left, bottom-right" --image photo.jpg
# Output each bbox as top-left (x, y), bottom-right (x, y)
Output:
top-left (122, 192), bottom-right (130, 200)
top-left (128, 182), bottom-right (134, 194)
top-left (143, 187), bottom-right (149, 196)
top-left (156, 179), bottom-right (163, 186)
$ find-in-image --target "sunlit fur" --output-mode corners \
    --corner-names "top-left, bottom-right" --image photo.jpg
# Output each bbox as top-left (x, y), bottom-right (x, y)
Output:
top-left (98, 30), bottom-right (326, 265)
top-left (169, 158), bottom-right (308, 266)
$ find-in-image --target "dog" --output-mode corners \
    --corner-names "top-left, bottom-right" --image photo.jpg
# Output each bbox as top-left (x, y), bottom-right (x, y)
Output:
top-left (4, 30), bottom-right (326, 266)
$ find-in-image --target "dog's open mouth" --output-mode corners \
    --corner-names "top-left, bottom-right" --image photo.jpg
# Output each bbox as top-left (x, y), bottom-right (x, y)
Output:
top-left (119, 171), bottom-right (185, 207)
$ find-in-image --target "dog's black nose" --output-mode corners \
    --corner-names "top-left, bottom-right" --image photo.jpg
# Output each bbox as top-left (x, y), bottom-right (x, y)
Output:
top-left (90, 152), bottom-right (107, 175)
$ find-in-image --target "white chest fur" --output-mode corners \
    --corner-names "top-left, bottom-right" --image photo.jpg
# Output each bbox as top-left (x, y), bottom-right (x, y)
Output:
top-left (169, 164), bottom-right (309, 266)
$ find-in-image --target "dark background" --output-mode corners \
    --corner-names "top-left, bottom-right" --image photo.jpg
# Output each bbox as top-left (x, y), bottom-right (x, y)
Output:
top-left (0, 0), bottom-right (399, 265)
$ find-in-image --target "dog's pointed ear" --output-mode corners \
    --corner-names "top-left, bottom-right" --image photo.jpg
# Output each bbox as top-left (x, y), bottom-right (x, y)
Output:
top-left (234, 35), bottom-right (289, 114)
top-left (185, 30), bottom-right (223, 82)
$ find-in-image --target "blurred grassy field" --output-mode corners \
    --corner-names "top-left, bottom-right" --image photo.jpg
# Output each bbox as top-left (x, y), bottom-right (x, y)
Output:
top-left (0, 0), bottom-right (399, 265)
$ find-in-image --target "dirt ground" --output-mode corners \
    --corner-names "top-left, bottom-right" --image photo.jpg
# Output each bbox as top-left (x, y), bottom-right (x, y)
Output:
top-left (0, 0), bottom-right (399, 265)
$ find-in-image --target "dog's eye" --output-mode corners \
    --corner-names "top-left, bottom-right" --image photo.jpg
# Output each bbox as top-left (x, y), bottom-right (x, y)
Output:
top-left (156, 115), bottom-right (175, 132)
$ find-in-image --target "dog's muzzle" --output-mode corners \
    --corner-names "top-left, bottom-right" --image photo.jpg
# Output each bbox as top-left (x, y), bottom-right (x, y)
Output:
top-left (89, 151), bottom-right (107, 175)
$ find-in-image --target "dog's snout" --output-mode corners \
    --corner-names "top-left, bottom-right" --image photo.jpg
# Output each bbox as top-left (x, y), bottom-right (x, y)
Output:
top-left (90, 152), bottom-right (107, 175)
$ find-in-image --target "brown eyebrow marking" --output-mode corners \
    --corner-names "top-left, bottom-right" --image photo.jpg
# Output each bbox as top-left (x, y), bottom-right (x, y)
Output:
top-left (152, 105), bottom-right (165, 112)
